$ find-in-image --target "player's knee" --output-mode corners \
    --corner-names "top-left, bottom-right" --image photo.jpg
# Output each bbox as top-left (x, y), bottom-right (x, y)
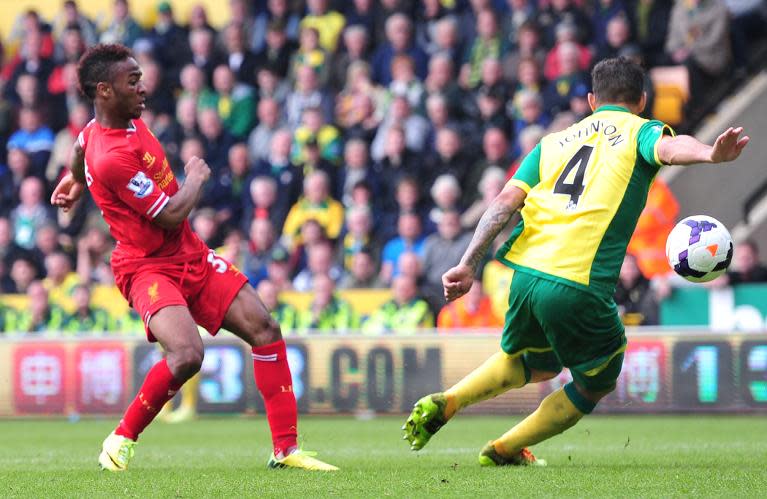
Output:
top-left (247, 315), bottom-right (282, 347)
top-left (529, 369), bottom-right (560, 383)
top-left (168, 345), bottom-right (204, 380)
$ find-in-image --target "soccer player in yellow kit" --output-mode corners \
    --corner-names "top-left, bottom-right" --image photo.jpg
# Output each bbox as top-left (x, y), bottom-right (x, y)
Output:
top-left (403, 57), bottom-right (749, 466)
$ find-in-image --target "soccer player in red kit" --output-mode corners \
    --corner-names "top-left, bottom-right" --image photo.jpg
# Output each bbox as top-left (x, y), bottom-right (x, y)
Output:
top-left (51, 44), bottom-right (337, 472)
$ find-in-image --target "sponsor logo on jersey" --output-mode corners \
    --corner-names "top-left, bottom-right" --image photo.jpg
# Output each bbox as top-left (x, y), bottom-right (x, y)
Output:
top-left (127, 171), bottom-right (154, 198)
top-left (142, 152), bottom-right (156, 168)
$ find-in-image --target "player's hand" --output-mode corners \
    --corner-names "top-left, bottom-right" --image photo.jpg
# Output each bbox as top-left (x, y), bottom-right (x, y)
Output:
top-left (442, 263), bottom-right (474, 302)
top-left (184, 156), bottom-right (211, 184)
top-left (50, 172), bottom-right (85, 213)
top-left (710, 127), bottom-right (749, 164)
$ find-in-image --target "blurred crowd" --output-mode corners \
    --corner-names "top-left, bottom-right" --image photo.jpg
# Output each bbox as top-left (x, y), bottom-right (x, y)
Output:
top-left (0, 0), bottom-right (766, 335)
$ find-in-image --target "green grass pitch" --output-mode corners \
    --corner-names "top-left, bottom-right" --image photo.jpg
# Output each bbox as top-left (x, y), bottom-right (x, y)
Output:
top-left (1, 415), bottom-right (765, 497)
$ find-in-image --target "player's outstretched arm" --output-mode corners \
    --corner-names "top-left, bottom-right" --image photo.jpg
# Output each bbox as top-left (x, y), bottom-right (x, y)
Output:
top-left (154, 156), bottom-right (211, 229)
top-left (658, 127), bottom-right (749, 166)
top-left (442, 184), bottom-right (527, 302)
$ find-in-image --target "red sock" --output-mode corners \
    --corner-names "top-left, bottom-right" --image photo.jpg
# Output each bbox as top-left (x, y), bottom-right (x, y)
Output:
top-left (115, 359), bottom-right (183, 441)
top-left (252, 340), bottom-right (298, 456)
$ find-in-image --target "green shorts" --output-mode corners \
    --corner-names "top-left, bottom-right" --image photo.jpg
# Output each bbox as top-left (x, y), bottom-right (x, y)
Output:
top-left (501, 269), bottom-right (626, 392)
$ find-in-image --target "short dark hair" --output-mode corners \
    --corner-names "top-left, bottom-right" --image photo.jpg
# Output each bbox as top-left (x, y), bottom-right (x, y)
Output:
top-left (591, 57), bottom-right (645, 105)
top-left (77, 44), bottom-right (133, 100)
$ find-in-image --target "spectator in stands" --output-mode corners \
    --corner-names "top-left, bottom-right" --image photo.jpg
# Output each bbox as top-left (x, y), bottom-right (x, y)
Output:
top-left (285, 64), bottom-right (333, 128)
top-left (462, 9), bottom-right (508, 89)
top-left (243, 218), bottom-right (277, 286)
top-left (188, 4), bottom-right (215, 34)
top-left (437, 279), bottom-right (502, 329)
top-left (46, 100), bottom-right (90, 184)
top-left (381, 212), bottom-right (426, 284)
top-left (363, 274), bottom-right (434, 334)
top-left (222, 22), bottom-right (259, 85)
top-left (251, 129), bottom-right (302, 231)
top-left (76, 227), bottom-right (113, 285)
top-left (290, 26), bottom-right (330, 85)
top-left (185, 27), bottom-right (221, 86)
top-left (627, 177), bottom-right (679, 278)
top-left (5, 29), bottom-right (54, 95)
top-left (199, 65), bottom-right (256, 140)
top-left (430, 15), bottom-right (463, 62)
top-left (615, 254), bottom-right (659, 325)
top-left (344, 0), bottom-right (376, 38)
top-left (542, 41), bottom-right (590, 116)
top-left (4, 279), bottom-right (65, 334)
top-left (9, 256), bottom-right (38, 294)
top-left (293, 241), bottom-right (345, 292)
top-left (512, 90), bottom-right (551, 153)
top-left (371, 95), bottom-right (429, 162)
top-left (465, 128), bottom-right (509, 207)
top-left (339, 247), bottom-right (384, 289)
top-left (179, 64), bottom-right (206, 101)
top-left (203, 143), bottom-right (250, 229)
top-left (592, 0), bottom-right (629, 52)
top-left (257, 278), bottom-right (298, 334)
top-left (0, 217), bottom-right (25, 292)
top-left (338, 139), bottom-right (378, 207)
top-left (341, 205), bottom-right (376, 271)
top-left (297, 273), bottom-right (358, 333)
top-left (665, 0), bottom-right (732, 115)
top-left (292, 106), bottom-right (343, 167)
top-left (627, 0), bottom-right (671, 68)
top-left (330, 25), bottom-right (371, 92)
top-left (462, 167), bottom-right (507, 230)
top-left (423, 94), bottom-right (453, 155)
top-left (148, 2), bottom-right (188, 84)
top-left (198, 108), bottom-right (236, 172)
top-left (300, 0), bottom-right (346, 53)
top-left (595, 15), bottom-right (633, 62)
top-left (63, 283), bottom-right (111, 334)
top-left (282, 171), bottom-right (344, 248)
top-left (334, 62), bottom-right (383, 141)
top-left (266, 245), bottom-right (294, 291)
top-left (543, 21), bottom-right (592, 81)
top-left (424, 126), bottom-right (473, 187)
top-left (373, 127), bottom-right (420, 207)
top-left (247, 98), bottom-right (283, 164)
top-left (388, 54), bottom-right (425, 111)
top-left (140, 59), bottom-right (175, 118)
top-left (538, 0), bottom-right (593, 47)
top-left (371, 13), bottom-right (428, 85)
top-left (423, 53), bottom-right (463, 120)
top-left (255, 21), bottom-right (295, 80)
top-left (52, 1), bottom-right (98, 47)
top-left (504, 22), bottom-right (546, 81)
top-left (470, 66), bottom-right (512, 133)
top-left (420, 210), bottom-right (472, 311)
top-left (11, 177), bottom-right (52, 250)
top-left (8, 106), bottom-right (54, 176)
top-left (428, 174), bottom-right (463, 228)
top-left (717, 240), bottom-right (767, 286)
top-left (252, 0), bottom-right (301, 54)
top-left (0, 148), bottom-right (31, 217)
top-left (42, 250), bottom-right (77, 303)
top-left (99, 0), bottom-right (143, 47)
top-left (192, 208), bottom-right (220, 248)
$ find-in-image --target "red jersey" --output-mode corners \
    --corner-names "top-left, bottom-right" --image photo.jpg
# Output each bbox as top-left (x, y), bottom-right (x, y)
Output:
top-left (79, 118), bottom-right (206, 269)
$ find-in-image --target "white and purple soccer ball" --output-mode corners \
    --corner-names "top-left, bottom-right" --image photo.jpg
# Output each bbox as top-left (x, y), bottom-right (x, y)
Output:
top-left (666, 215), bottom-right (733, 283)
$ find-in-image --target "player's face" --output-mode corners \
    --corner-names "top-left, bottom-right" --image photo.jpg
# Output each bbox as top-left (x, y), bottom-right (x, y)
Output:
top-left (112, 58), bottom-right (146, 120)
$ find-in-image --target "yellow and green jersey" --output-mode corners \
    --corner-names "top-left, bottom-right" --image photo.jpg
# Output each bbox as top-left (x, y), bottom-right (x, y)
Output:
top-left (498, 105), bottom-right (674, 296)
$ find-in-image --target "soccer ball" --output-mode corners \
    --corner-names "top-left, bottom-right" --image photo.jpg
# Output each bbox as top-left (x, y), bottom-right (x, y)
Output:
top-left (666, 215), bottom-right (733, 283)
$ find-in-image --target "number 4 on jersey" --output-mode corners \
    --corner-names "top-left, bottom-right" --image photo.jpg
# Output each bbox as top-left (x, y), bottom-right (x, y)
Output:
top-left (554, 145), bottom-right (593, 210)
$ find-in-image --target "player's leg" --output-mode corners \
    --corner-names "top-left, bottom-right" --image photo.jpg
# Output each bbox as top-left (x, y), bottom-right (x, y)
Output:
top-left (221, 284), bottom-right (338, 471)
top-left (404, 271), bottom-right (557, 450)
top-left (483, 280), bottom-right (626, 466)
top-left (100, 297), bottom-right (202, 471)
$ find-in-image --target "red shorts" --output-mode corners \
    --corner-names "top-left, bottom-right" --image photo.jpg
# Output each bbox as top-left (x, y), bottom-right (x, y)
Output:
top-left (114, 249), bottom-right (248, 342)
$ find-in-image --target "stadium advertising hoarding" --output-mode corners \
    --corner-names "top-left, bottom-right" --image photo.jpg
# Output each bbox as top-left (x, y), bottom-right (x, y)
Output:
top-left (0, 332), bottom-right (765, 416)
top-left (661, 284), bottom-right (767, 330)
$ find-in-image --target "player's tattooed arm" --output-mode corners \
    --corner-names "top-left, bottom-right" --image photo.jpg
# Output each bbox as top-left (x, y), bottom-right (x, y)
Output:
top-left (443, 184), bottom-right (527, 302)
top-left (459, 185), bottom-right (526, 273)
